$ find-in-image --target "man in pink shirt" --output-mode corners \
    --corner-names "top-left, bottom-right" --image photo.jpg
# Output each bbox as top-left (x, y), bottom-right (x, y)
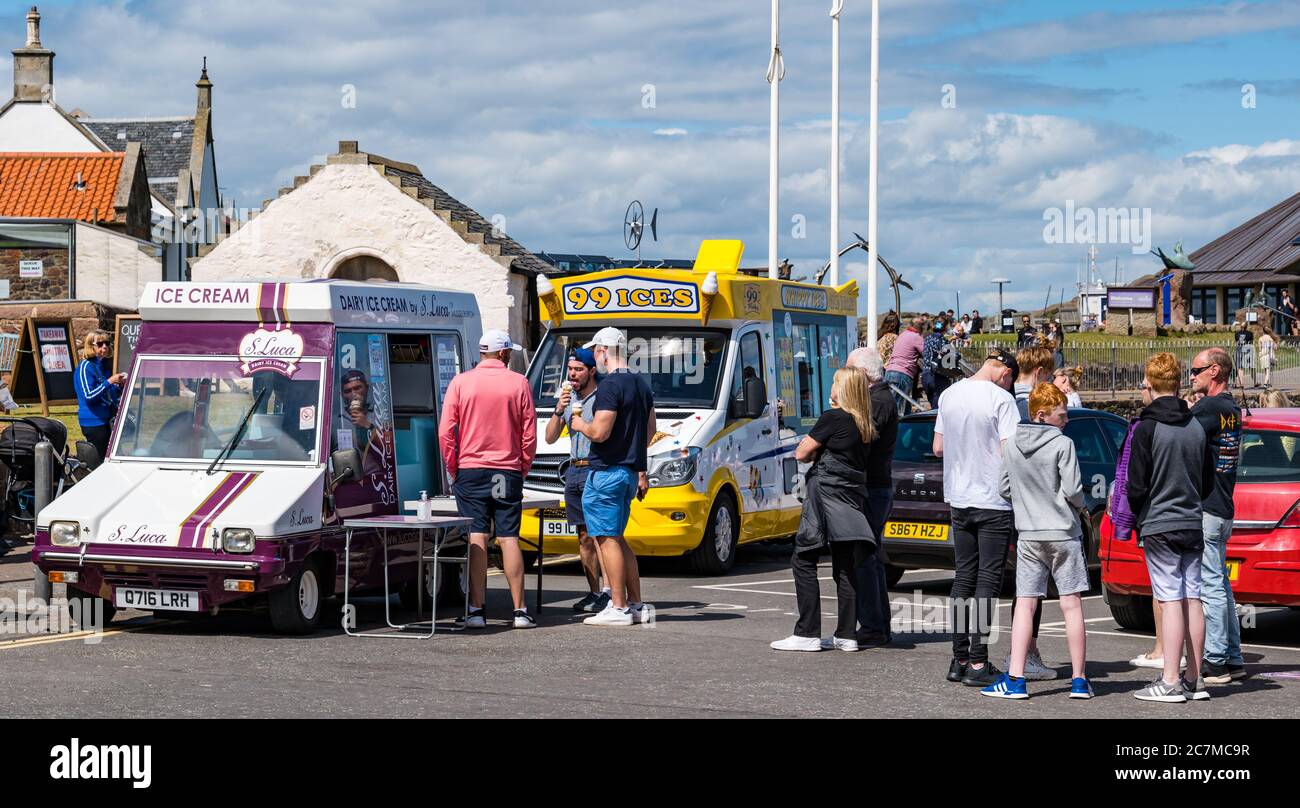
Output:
top-left (884, 315), bottom-right (926, 416)
top-left (438, 329), bottom-right (538, 629)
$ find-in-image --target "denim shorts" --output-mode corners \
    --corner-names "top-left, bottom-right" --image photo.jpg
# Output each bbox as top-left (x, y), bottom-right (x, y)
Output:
top-left (563, 464), bottom-right (591, 528)
top-left (453, 468), bottom-right (523, 536)
top-left (581, 465), bottom-right (637, 538)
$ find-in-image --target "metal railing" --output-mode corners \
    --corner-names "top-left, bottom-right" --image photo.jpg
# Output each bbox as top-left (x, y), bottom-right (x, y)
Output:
top-left (959, 339), bottom-right (1300, 396)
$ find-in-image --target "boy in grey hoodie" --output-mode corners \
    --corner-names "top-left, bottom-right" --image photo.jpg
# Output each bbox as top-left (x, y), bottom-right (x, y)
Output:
top-left (982, 383), bottom-right (1091, 700)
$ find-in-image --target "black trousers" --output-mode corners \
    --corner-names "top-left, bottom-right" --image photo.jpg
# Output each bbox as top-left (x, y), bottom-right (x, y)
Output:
top-left (82, 424), bottom-right (112, 464)
top-left (949, 506), bottom-right (1013, 665)
top-left (793, 541), bottom-right (870, 640)
top-left (856, 487), bottom-right (893, 640)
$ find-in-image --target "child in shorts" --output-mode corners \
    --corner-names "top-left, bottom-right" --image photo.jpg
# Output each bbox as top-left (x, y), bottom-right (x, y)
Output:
top-left (983, 383), bottom-right (1091, 700)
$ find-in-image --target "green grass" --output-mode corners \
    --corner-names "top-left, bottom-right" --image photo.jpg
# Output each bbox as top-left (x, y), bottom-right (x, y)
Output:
top-left (967, 332), bottom-right (1233, 347)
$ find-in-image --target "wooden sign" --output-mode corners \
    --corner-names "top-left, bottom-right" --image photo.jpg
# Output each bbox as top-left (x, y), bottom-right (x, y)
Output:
top-left (11, 318), bottom-right (79, 416)
top-left (114, 314), bottom-right (142, 377)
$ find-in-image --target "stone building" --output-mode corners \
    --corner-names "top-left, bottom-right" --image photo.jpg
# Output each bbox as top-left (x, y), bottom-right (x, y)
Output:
top-left (192, 141), bottom-right (559, 358)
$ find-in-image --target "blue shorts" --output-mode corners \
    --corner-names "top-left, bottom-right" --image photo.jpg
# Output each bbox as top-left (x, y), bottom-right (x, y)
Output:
top-left (581, 465), bottom-right (637, 538)
top-left (563, 464), bottom-right (590, 528)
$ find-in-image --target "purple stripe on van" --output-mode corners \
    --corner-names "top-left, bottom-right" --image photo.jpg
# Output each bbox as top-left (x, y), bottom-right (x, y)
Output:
top-left (178, 472), bottom-right (252, 548)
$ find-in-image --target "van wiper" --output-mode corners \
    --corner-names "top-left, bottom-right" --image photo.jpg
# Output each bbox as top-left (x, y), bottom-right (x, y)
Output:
top-left (207, 388), bottom-right (268, 476)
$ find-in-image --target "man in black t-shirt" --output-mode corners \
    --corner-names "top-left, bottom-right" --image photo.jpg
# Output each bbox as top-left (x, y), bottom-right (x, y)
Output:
top-left (1189, 347), bottom-right (1245, 683)
top-left (1017, 315), bottom-right (1039, 350)
top-left (1233, 325), bottom-right (1257, 388)
top-left (570, 327), bottom-right (656, 627)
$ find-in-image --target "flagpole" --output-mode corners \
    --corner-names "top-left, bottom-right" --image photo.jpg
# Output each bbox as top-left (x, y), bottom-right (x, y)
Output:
top-left (866, 0), bottom-right (880, 346)
top-left (767, 0), bottom-right (784, 279)
top-left (829, 1), bottom-right (843, 287)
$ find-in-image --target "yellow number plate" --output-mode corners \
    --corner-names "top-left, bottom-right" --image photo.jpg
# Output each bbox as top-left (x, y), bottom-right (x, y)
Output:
top-left (1227, 560), bottom-right (1241, 583)
top-left (884, 521), bottom-right (949, 541)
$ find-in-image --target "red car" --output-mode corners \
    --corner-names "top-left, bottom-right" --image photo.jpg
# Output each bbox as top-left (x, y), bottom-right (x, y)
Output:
top-left (1101, 407), bottom-right (1300, 628)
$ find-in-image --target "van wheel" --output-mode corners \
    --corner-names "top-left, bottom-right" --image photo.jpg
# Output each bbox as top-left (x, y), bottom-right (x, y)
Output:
top-left (398, 562), bottom-right (436, 613)
top-left (269, 560), bottom-right (322, 635)
top-left (1107, 590), bottom-right (1154, 631)
top-left (885, 564), bottom-right (906, 589)
top-left (688, 494), bottom-right (738, 575)
top-left (520, 551), bottom-right (539, 572)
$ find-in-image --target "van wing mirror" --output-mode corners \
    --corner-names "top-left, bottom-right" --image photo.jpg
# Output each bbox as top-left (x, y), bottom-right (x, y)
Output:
top-left (330, 448), bottom-right (364, 486)
top-left (742, 376), bottom-right (767, 419)
top-left (75, 440), bottom-right (102, 471)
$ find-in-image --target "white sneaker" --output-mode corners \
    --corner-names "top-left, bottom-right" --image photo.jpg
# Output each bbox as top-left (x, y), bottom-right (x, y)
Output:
top-left (512, 610), bottom-right (536, 629)
top-left (1129, 653), bottom-right (1186, 670)
top-left (457, 609), bottom-right (486, 629)
top-left (584, 604), bottom-right (634, 626)
top-left (629, 603), bottom-right (655, 625)
top-left (770, 635), bottom-right (823, 652)
top-left (820, 636), bottom-right (860, 652)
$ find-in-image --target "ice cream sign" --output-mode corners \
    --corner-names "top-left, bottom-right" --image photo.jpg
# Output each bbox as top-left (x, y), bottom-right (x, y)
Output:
top-left (558, 275), bottom-right (700, 315)
top-left (239, 327), bottom-right (304, 377)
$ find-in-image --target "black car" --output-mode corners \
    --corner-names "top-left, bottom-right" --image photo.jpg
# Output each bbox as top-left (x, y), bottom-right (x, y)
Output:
top-left (881, 407), bottom-right (1129, 587)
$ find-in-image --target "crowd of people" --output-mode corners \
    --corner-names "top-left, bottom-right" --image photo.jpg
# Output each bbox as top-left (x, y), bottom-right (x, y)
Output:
top-left (429, 317), bottom-right (1282, 704)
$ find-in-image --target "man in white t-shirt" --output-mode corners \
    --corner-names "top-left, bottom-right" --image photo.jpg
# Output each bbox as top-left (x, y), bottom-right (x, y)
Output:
top-left (933, 348), bottom-right (1020, 687)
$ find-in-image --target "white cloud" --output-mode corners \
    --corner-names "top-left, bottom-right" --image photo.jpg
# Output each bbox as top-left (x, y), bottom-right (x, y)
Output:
top-left (653, 128), bottom-right (688, 137)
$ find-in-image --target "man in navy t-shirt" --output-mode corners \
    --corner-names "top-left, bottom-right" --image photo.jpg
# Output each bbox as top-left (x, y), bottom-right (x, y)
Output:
top-left (569, 327), bottom-right (656, 626)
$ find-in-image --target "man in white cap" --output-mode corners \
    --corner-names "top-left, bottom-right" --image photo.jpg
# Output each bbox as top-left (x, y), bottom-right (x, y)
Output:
top-left (438, 329), bottom-right (538, 629)
top-left (569, 326), bottom-right (655, 625)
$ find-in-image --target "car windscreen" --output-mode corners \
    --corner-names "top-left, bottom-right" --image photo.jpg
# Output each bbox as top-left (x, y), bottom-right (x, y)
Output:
top-left (894, 418), bottom-right (938, 463)
top-left (114, 357), bottom-right (322, 463)
top-left (528, 327), bottom-right (728, 409)
top-left (1238, 429), bottom-right (1300, 483)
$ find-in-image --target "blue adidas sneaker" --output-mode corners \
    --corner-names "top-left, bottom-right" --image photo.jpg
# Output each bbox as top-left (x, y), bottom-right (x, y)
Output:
top-left (980, 673), bottom-right (1028, 700)
top-left (1069, 677), bottom-right (1094, 699)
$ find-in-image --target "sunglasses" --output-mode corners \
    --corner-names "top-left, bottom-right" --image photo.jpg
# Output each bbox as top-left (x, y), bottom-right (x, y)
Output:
top-left (1190, 365), bottom-right (1212, 376)
top-left (93, 341), bottom-right (111, 347)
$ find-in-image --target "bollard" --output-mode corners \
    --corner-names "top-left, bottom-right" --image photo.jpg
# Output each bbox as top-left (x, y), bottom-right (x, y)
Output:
top-left (31, 439), bottom-right (53, 602)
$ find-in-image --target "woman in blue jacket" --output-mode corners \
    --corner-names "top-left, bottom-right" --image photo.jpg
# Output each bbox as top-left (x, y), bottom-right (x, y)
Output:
top-left (74, 330), bottom-right (126, 461)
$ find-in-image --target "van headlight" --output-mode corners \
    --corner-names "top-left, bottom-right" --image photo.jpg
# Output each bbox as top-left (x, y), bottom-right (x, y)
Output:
top-left (222, 528), bottom-right (256, 553)
top-left (50, 521), bottom-right (81, 547)
top-left (648, 447), bottom-right (700, 488)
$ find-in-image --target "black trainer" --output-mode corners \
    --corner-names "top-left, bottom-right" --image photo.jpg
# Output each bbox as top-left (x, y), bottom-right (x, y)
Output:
top-left (947, 658), bottom-right (969, 683)
top-left (1201, 660), bottom-right (1232, 685)
top-left (572, 592), bottom-right (600, 612)
top-left (1228, 663), bottom-right (1247, 681)
top-left (962, 662), bottom-right (1003, 687)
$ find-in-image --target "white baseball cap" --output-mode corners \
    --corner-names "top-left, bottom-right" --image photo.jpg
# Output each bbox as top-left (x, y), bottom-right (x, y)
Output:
top-left (583, 326), bottom-right (627, 349)
top-left (479, 329), bottom-right (522, 352)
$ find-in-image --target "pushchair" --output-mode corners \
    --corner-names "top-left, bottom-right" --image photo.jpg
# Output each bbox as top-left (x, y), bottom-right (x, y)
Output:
top-left (0, 417), bottom-right (88, 538)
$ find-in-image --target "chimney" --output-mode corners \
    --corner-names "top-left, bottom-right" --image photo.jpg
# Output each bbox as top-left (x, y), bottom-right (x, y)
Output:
top-left (196, 56), bottom-right (212, 110)
top-left (13, 6), bottom-right (54, 102)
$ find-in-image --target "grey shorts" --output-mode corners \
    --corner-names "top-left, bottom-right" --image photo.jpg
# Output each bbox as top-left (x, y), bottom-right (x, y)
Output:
top-left (1015, 538), bottom-right (1089, 598)
top-left (1142, 530), bottom-right (1203, 601)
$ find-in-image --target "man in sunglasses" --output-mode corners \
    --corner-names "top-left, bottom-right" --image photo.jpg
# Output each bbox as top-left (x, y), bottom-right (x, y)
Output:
top-left (1188, 348), bottom-right (1245, 685)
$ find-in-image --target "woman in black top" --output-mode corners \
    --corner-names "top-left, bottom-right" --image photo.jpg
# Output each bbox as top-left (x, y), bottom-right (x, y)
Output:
top-left (770, 368), bottom-right (878, 652)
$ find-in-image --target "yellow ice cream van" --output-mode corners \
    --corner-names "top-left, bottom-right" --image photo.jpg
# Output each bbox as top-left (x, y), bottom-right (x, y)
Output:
top-left (521, 240), bottom-right (858, 573)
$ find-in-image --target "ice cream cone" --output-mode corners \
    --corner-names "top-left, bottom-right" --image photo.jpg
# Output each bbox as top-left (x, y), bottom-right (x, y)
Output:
top-left (537, 275), bottom-right (564, 326)
top-left (700, 271), bottom-right (719, 325)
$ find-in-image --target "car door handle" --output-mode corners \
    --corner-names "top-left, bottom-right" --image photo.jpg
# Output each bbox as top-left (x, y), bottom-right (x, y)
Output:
top-left (761, 428), bottom-right (772, 435)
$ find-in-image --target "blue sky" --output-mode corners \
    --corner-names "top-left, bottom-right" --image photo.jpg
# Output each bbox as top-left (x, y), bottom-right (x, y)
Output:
top-left (7, 0), bottom-right (1300, 316)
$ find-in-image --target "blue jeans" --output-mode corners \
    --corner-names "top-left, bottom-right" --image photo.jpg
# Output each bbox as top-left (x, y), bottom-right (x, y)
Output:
top-left (884, 370), bottom-right (914, 416)
top-left (856, 487), bottom-right (894, 640)
top-left (1201, 513), bottom-right (1244, 666)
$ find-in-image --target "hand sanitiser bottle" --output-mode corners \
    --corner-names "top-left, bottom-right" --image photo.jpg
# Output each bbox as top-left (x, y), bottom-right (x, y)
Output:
top-left (418, 490), bottom-right (432, 520)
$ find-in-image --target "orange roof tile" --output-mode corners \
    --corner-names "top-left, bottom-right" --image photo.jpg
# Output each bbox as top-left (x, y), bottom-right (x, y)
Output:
top-left (0, 152), bottom-right (124, 223)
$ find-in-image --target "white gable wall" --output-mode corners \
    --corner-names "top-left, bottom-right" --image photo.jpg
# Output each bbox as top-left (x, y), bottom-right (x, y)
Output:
top-left (0, 102), bottom-right (98, 151)
top-left (192, 163), bottom-right (519, 344)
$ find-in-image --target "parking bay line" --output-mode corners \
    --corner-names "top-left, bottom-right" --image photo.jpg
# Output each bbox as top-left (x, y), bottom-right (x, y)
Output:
top-left (0, 619), bottom-right (177, 650)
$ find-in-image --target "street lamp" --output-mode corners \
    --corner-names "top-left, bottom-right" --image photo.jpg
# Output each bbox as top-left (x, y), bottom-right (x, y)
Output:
top-left (991, 277), bottom-right (1010, 333)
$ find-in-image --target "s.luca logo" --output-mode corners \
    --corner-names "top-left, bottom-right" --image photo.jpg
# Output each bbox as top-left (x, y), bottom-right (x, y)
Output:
top-left (50, 738), bottom-right (151, 789)
top-left (239, 327), bottom-right (304, 377)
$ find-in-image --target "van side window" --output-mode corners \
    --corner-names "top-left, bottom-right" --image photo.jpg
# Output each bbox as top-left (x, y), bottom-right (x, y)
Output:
top-left (433, 334), bottom-right (461, 403)
top-left (729, 331), bottom-right (763, 417)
